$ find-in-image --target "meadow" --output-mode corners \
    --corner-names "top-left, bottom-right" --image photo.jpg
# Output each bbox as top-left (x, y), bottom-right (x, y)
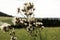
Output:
top-left (0, 17), bottom-right (60, 40)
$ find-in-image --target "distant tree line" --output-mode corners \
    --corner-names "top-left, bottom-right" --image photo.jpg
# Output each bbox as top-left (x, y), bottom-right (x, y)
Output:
top-left (41, 18), bottom-right (60, 27)
top-left (0, 12), bottom-right (12, 17)
top-left (11, 18), bottom-right (60, 28)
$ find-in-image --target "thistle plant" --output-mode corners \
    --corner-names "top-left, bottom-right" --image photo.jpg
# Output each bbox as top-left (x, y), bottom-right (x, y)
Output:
top-left (17, 2), bottom-right (44, 40)
top-left (9, 28), bottom-right (17, 40)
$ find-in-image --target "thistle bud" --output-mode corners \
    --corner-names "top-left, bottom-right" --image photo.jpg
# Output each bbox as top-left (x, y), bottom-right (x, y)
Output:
top-left (17, 8), bottom-right (20, 13)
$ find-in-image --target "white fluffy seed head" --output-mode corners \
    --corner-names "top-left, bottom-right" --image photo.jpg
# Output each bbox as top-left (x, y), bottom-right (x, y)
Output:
top-left (0, 23), bottom-right (10, 30)
top-left (12, 17), bottom-right (20, 25)
top-left (41, 26), bottom-right (45, 29)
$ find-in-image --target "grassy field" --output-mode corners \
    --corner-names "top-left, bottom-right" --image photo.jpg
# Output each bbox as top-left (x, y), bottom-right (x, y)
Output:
top-left (0, 16), bottom-right (13, 25)
top-left (0, 17), bottom-right (60, 40)
top-left (0, 28), bottom-right (60, 40)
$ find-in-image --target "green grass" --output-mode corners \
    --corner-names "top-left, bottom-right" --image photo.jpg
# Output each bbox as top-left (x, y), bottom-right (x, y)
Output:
top-left (0, 17), bottom-right (13, 24)
top-left (0, 17), bottom-right (60, 40)
top-left (0, 28), bottom-right (60, 40)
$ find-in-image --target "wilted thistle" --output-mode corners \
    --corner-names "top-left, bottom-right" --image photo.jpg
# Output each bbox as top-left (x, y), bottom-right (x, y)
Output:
top-left (9, 28), bottom-right (17, 40)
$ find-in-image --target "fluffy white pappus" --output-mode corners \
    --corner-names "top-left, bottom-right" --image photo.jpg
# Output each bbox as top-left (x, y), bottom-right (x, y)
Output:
top-left (33, 22), bottom-right (43, 26)
top-left (0, 23), bottom-right (11, 30)
top-left (36, 22), bottom-right (43, 25)
top-left (12, 17), bottom-right (21, 25)
top-left (41, 26), bottom-right (45, 29)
